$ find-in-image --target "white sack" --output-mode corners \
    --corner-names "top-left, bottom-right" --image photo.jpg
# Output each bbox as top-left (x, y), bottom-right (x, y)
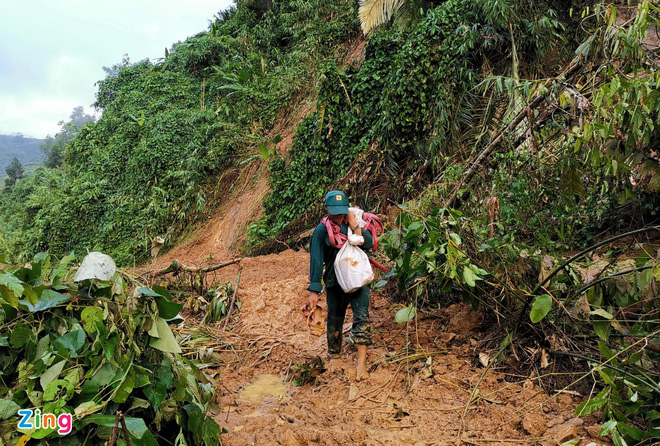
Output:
top-left (334, 232), bottom-right (374, 293)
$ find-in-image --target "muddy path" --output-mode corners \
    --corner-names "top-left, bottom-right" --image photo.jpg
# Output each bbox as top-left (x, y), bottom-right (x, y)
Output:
top-left (178, 249), bottom-right (604, 446)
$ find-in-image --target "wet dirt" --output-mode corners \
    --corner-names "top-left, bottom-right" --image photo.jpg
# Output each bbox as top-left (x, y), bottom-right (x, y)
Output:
top-left (240, 374), bottom-right (289, 404)
top-left (185, 250), bottom-right (606, 446)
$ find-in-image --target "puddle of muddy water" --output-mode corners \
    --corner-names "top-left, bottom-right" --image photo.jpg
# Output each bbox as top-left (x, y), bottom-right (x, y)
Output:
top-left (239, 374), bottom-right (288, 403)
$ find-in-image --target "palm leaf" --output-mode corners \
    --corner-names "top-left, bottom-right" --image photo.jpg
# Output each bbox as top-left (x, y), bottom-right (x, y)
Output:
top-left (358, 0), bottom-right (407, 35)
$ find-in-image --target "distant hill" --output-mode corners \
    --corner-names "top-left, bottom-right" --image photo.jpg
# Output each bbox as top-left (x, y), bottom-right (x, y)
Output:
top-left (0, 134), bottom-right (45, 173)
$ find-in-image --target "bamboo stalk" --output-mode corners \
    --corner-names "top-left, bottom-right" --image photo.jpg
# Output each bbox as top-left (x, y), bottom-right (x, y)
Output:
top-left (223, 265), bottom-right (243, 331)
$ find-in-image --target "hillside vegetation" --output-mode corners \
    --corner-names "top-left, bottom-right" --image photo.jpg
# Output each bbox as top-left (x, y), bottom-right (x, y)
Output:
top-left (0, 0), bottom-right (658, 444)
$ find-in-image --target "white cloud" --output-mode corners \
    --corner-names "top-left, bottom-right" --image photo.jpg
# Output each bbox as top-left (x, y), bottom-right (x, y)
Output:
top-left (0, 0), bottom-right (233, 138)
top-left (140, 21), bottom-right (162, 37)
top-left (0, 94), bottom-right (77, 137)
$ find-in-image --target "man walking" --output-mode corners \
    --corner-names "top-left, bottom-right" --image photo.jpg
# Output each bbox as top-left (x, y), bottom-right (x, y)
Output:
top-left (307, 190), bottom-right (373, 381)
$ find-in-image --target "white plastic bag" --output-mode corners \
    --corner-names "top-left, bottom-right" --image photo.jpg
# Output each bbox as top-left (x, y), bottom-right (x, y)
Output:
top-left (349, 207), bottom-right (367, 228)
top-left (334, 231), bottom-right (374, 293)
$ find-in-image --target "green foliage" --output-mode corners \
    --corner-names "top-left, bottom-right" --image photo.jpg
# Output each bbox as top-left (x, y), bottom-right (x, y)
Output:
top-left (256, 0), bottom-right (566, 245)
top-left (4, 157), bottom-right (24, 187)
top-left (0, 253), bottom-right (218, 445)
top-left (40, 106), bottom-right (96, 168)
top-left (381, 206), bottom-right (489, 305)
top-left (484, 0), bottom-right (660, 251)
top-left (529, 294), bottom-right (551, 323)
top-left (201, 281), bottom-right (235, 324)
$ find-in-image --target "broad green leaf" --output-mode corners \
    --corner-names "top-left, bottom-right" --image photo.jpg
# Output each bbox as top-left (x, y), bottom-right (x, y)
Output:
top-left (147, 316), bottom-right (160, 338)
top-left (462, 266), bottom-right (477, 287)
top-left (0, 399), bottom-right (19, 420)
top-left (53, 329), bottom-right (86, 354)
top-left (40, 360), bottom-right (66, 391)
top-left (0, 272), bottom-right (24, 307)
top-left (590, 308), bottom-right (614, 319)
top-left (74, 400), bottom-right (102, 418)
top-left (28, 391), bottom-right (43, 407)
top-left (598, 368), bottom-right (614, 385)
top-left (597, 342), bottom-right (618, 366)
top-left (81, 306), bottom-right (104, 334)
top-left (10, 324), bottom-right (36, 348)
top-left (133, 365), bottom-right (151, 388)
top-left (20, 289), bottom-right (70, 312)
top-left (137, 287), bottom-right (162, 297)
top-left (373, 280), bottom-right (388, 290)
top-left (156, 298), bottom-right (183, 320)
top-left (152, 285), bottom-right (172, 300)
top-left (612, 429), bottom-right (628, 446)
top-left (128, 398), bottom-right (151, 412)
top-left (394, 305), bottom-right (416, 323)
top-left (63, 366), bottom-right (83, 385)
top-left (530, 294), bottom-right (552, 323)
top-left (90, 363), bottom-right (116, 387)
top-left (144, 359), bottom-right (173, 410)
top-left (202, 416), bottom-right (221, 445)
top-left (600, 419), bottom-right (617, 436)
top-left (149, 317), bottom-right (182, 353)
top-left (43, 379), bottom-right (74, 402)
top-left (22, 284), bottom-right (39, 305)
top-left (448, 232), bottom-right (462, 246)
top-left (575, 388), bottom-right (609, 415)
top-left (618, 423), bottom-right (643, 441)
top-left (593, 320), bottom-right (611, 341)
top-left (112, 372), bottom-right (135, 404)
top-left (102, 332), bottom-right (120, 360)
top-left (185, 403), bottom-right (204, 436)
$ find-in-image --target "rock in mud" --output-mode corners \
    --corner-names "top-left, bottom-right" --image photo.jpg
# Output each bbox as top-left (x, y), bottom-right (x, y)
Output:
top-left (446, 303), bottom-right (482, 335)
top-left (522, 413), bottom-right (545, 436)
top-left (543, 417), bottom-right (583, 445)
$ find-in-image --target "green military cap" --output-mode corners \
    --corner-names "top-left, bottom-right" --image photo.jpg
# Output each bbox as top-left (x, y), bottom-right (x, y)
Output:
top-left (324, 190), bottom-right (349, 215)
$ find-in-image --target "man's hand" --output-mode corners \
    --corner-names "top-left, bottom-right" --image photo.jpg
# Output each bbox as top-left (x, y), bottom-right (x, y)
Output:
top-left (308, 291), bottom-right (320, 310)
top-left (346, 210), bottom-right (362, 236)
top-left (346, 210), bottom-right (357, 227)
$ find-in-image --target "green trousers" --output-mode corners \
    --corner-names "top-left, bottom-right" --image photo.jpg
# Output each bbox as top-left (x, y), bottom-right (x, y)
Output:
top-left (326, 285), bottom-right (371, 354)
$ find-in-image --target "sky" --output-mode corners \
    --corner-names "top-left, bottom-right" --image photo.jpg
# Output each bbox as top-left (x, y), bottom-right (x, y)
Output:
top-left (0, 0), bottom-right (234, 139)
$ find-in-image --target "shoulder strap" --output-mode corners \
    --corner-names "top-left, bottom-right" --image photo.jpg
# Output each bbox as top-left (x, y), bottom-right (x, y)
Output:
top-left (321, 216), bottom-right (347, 249)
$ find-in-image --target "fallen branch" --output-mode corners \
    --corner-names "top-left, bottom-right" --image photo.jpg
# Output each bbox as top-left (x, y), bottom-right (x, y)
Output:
top-left (153, 258), bottom-right (241, 276)
top-left (223, 265), bottom-right (243, 331)
top-left (444, 58), bottom-right (582, 208)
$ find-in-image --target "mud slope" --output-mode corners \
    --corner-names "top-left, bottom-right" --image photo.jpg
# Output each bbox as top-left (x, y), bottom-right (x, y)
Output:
top-left (182, 250), bottom-right (603, 446)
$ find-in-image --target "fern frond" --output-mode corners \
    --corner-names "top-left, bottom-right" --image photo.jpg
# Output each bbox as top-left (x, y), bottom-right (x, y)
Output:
top-left (358, 0), bottom-right (407, 35)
